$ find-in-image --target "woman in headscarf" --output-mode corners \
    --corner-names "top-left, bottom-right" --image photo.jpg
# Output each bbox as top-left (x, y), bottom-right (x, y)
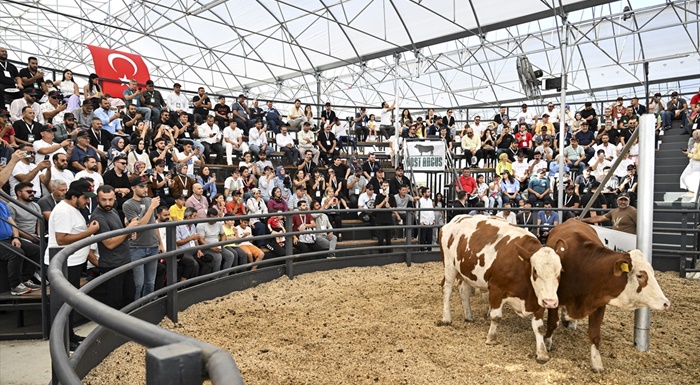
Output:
top-left (106, 137), bottom-right (128, 171)
top-left (127, 137), bottom-right (151, 174)
top-left (266, 187), bottom-right (288, 213)
top-left (274, 166), bottom-right (291, 201)
top-left (495, 152), bottom-right (513, 176)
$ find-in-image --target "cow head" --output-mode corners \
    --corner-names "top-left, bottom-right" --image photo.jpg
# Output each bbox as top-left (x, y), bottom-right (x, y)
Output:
top-left (516, 237), bottom-right (566, 309)
top-left (608, 250), bottom-right (671, 312)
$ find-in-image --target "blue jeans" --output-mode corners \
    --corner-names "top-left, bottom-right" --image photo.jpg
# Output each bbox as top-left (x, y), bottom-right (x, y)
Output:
top-left (131, 246), bottom-right (159, 300)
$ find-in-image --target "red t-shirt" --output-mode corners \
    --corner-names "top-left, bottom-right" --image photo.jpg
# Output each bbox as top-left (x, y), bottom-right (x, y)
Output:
top-left (516, 132), bottom-right (532, 148)
top-left (690, 93), bottom-right (700, 106)
top-left (2, 126), bottom-right (15, 143)
top-left (225, 201), bottom-right (245, 215)
top-left (457, 175), bottom-right (477, 194)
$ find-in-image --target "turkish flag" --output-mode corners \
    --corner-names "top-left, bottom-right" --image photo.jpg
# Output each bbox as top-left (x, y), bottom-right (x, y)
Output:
top-left (86, 45), bottom-right (150, 97)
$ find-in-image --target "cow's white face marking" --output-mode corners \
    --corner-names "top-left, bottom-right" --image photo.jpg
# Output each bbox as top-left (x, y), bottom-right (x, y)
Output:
top-left (529, 247), bottom-right (562, 309)
top-left (608, 250), bottom-right (671, 311)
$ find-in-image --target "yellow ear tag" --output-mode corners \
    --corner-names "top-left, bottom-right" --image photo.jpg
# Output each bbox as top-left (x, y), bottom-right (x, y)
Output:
top-left (518, 255), bottom-right (524, 262)
top-left (620, 263), bottom-right (630, 273)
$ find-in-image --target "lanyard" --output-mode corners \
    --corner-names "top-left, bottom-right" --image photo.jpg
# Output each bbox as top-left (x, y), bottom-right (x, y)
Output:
top-left (178, 175), bottom-right (187, 188)
top-left (524, 213), bottom-right (531, 226)
top-left (24, 121), bottom-right (33, 133)
top-left (91, 129), bottom-right (101, 143)
top-left (543, 214), bottom-right (551, 223)
top-left (0, 61), bottom-right (7, 71)
top-left (565, 194), bottom-right (573, 206)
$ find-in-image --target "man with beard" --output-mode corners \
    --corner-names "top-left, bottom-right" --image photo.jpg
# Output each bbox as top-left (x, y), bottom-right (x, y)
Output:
top-left (142, 80), bottom-right (166, 122)
top-left (123, 175), bottom-right (163, 300)
top-left (95, 96), bottom-right (124, 137)
top-left (0, 47), bottom-right (22, 108)
top-left (36, 178), bottom-right (67, 221)
top-left (18, 56), bottom-right (47, 100)
top-left (73, 99), bottom-right (96, 130)
top-left (149, 137), bottom-right (174, 171)
top-left (536, 201), bottom-right (559, 243)
top-left (197, 115), bottom-right (224, 165)
top-left (87, 117), bottom-right (112, 165)
top-left (74, 156), bottom-right (104, 189)
top-left (1, 185), bottom-right (41, 296)
top-left (90, 185), bottom-right (139, 309)
top-left (192, 87), bottom-right (212, 125)
top-left (50, 153), bottom-right (75, 185)
top-left (375, 180), bottom-right (397, 252)
top-left (582, 192), bottom-right (636, 234)
top-left (45, 179), bottom-right (100, 351)
top-left (120, 104), bottom-right (144, 137)
top-left (12, 105), bottom-right (43, 144)
top-left (70, 130), bottom-right (101, 173)
top-left (213, 95), bottom-right (230, 128)
top-left (53, 112), bottom-right (80, 143)
top-left (10, 143), bottom-right (51, 199)
top-left (389, 165), bottom-right (411, 195)
top-left (102, 155), bottom-right (132, 213)
top-left (123, 79), bottom-right (152, 122)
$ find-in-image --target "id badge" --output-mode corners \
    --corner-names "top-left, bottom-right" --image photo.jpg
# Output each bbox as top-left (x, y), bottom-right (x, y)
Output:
top-left (163, 187), bottom-right (170, 195)
top-left (182, 189), bottom-right (189, 196)
top-left (320, 225), bottom-right (326, 230)
top-left (315, 191), bottom-right (321, 198)
top-left (176, 103), bottom-right (181, 108)
top-left (370, 172), bottom-right (374, 177)
top-left (164, 166), bottom-right (169, 172)
top-left (132, 99), bottom-right (137, 105)
top-left (97, 145), bottom-right (104, 152)
top-left (3, 71), bottom-right (10, 78)
top-left (326, 140), bottom-right (331, 146)
top-left (355, 188), bottom-right (360, 195)
top-left (185, 132), bottom-right (190, 138)
top-left (150, 98), bottom-right (155, 104)
top-left (28, 134), bottom-right (35, 142)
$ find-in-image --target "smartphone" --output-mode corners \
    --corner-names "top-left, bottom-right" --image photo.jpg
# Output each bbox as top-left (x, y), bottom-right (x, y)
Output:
top-left (146, 169), bottom-right (154, 175)
top-left (44, 155), bottom-right (50, 161)
top-left (0, 157), bottom-right (6, 166)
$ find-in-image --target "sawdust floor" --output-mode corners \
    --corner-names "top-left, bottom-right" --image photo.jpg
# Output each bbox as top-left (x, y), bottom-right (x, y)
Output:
top-left (84, 263), bottom-right (700, 385)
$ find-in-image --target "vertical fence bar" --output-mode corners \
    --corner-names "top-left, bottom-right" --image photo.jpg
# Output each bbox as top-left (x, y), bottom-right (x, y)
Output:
top-left (146, 343), bottom-right (202, 385)
top-left (49, 247), bottom-right (69, 385)
top-left (679, 213), bottom-right (688, 278)
top-left (405, 209), bottom-right (413, 266)
top-left (165, 226), bottom-right (178, 323)
top-left (285, 212), bottom-right (294, 279)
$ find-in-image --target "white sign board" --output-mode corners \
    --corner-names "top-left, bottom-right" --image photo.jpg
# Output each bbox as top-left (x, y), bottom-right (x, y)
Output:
top-left (591, 225), bottom-right (637, 252)
top-left (404, 140), bottom-right (446, 171)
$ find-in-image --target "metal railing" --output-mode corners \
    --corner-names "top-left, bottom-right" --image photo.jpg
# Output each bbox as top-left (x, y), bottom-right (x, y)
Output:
top-left (0, 189), bottom-right (48, 339)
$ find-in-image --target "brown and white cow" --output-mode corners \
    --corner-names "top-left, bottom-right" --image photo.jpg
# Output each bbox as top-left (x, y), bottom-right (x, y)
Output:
top-left (545, 219), bottom-right (671, 373)
top-left (438, 215), bottom-right (567, 363)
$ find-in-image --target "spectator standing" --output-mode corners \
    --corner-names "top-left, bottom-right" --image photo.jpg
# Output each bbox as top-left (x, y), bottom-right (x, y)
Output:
top-left (122, 176), bottom-right (162, 300)
top-left (582, 192), bottom-right (636, 234)
top-left (417, 187), bottom-right (435, 250)
top-left (91, 185), bottom-right (139, 309)
top-left (374, 180), bottom-right (397, 252)
top-left (536, 202), bottom-right (559, 243)
top-left (45, 179), bottom-right (99, 349)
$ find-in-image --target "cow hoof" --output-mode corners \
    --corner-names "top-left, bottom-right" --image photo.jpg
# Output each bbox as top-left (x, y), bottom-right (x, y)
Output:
top-left (536, 356), bottom-right (550, 364)
top-left (464, 317), bottom-right (475, 323)
top-left (591, 367), bottom-right (605, 374)
top-left (485, 338), bottom-right (498, 345)
top-left (545, 338), bottom-right (553, 351)
top-left (436, 320), bottom-right (451, 327)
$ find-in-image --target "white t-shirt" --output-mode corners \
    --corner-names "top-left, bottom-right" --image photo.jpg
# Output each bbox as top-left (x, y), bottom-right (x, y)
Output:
top-left (332, 122), bottom-right (348, 138)
top-left (41, 102), bottom-right (65, 123)
top-left (198, 123), bottom-right (220, 144)
top-left (173, 148), bottom-right (199, 175)
top-left (10, 161), bottom-right (44, 199)
top-left (224, 176), bottom-right (244, 193)
top-left (45, 201), bottom-right (91, 266)
top-left (50, 166), bottom-right (76, 185)
top-left (512, 159), bottom-right (530, 179)
top-left (235, 225), bottom-right (254, 246)
top-left (33, 140), bottom-right (67, 166)
top-left (74, 170), bottom-right (104, 189)
top-left (276, 133), bottom-right (295, 148)
top-left (223, 126), bottom-right (244, 145)
top-left (380, 108), bottom-right (392, 126)
top-left (167, 92), bottom-right (191, 113)
top-left (528, 159), bottom-right (547, 175)
top-left (471, 122), bottom-right (484, 138)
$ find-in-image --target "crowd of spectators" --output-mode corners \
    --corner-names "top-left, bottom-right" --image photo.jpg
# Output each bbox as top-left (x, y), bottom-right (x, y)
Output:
top-left (1, 49), bottom-right (698, 349)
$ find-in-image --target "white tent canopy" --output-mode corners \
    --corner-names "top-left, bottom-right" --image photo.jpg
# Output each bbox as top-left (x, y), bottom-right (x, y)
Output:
top-left (1, 0), bottom-right (698, 112)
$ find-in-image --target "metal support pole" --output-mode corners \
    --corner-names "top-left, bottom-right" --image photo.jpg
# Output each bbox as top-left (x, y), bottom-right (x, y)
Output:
top-left (557, 19), bottom-right (569, 216)
top-left (316, 73), bottom-right (322, 129)
top-left (285, 213), bottom-right (294, 279)
top-left (146, 343), bottom-right (202, 385)
top-left (405, 211), bottom-right (413, 266)
top-left (165, 225), bottom-right (178, 324)
top-left (634, 114), bottom-right (656, 352)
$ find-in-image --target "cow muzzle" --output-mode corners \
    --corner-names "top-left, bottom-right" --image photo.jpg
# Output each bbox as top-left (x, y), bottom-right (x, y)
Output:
top-left (541, 299), bottom-right (559, 309)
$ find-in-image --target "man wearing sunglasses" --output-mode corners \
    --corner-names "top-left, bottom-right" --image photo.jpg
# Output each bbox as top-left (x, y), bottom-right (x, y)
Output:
top-left (40, 90), bottom-right (68, 124)
top-left (9, 144), bottom-right (51, 200)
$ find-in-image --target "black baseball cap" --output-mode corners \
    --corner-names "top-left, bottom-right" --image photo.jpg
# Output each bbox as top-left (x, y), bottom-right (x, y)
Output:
top-left (617, 192), bottom-right (630, 200)
top-left (68, 179), bottom-right (97, 198)
top-left (173, 83), bottom-right (182, 88)
top-left (24, 88), bottom-right (38, 96)
top-left (130, 175), bottom-right (150, 187)
top-left (41, 125), bottom-right (56, 132)
top-left (48, 90), bottom-right (61, 98)
top-left (76, 130), bottom-right (90, 138)
top-left (64, 112), bottom-right (75, 120)
top-left (82, 99), bottom-right (93, 106)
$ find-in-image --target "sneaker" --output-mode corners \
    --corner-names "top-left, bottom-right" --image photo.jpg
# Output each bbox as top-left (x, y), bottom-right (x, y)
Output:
top-left (10, 283), bottom-right (31, 296)
top-left (24, 280), bottom-right (41, 290)
top-left (471, 156), bottom-right (477, 165)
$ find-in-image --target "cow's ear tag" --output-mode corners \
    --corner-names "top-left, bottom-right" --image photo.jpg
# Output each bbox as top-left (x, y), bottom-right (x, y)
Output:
top-left (518, 255), bottom-right (524, 262)
top-left (620, 263), bottom-right (629, 273)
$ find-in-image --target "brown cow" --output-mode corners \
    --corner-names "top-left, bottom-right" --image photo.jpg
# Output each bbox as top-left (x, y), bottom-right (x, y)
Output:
top-left (439, 215), bottom-right (567, 363)
top-left (545, 219), bottom-right (671, 372)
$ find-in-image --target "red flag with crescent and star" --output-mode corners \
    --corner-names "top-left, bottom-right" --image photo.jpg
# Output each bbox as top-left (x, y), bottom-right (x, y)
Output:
top-left (86, 45), bottom-right (150, 97)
